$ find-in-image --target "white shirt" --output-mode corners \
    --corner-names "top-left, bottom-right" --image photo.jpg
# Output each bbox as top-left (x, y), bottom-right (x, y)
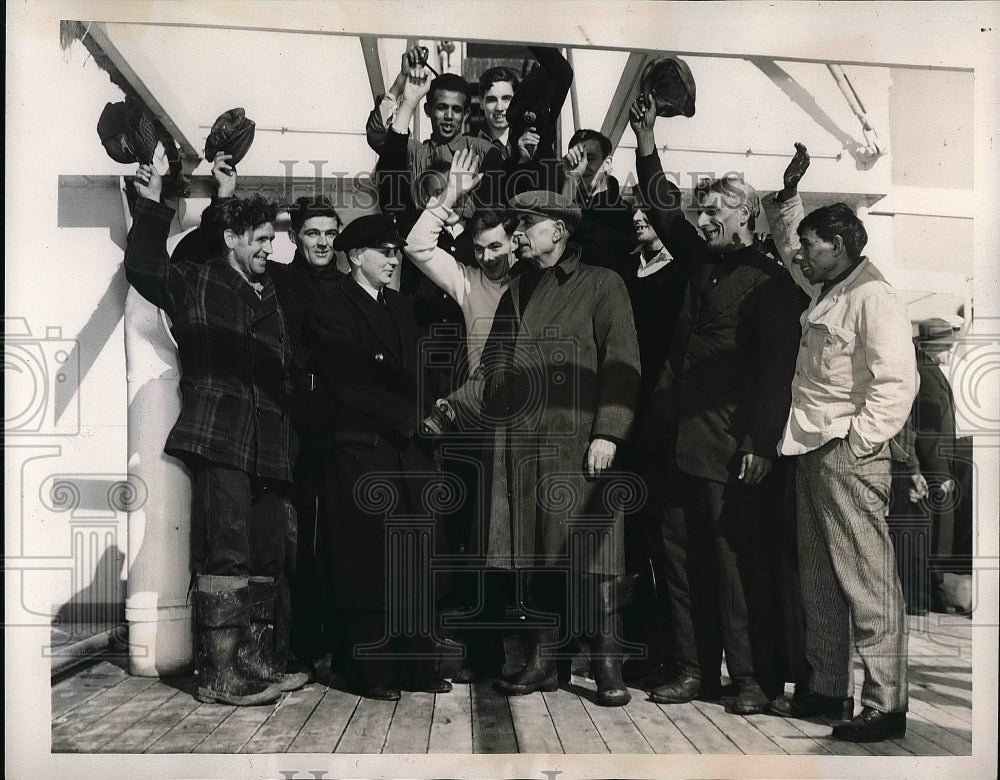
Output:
top-left (779, 258), bottom-right (918, 457)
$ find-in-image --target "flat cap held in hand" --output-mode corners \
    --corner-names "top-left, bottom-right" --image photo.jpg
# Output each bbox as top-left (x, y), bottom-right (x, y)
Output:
top-left (639, 57), bottom-right (696, 118)
top-left (97, 97), bottom-right (160, 164)
top-left (205, 107), bottom-right (256, 166)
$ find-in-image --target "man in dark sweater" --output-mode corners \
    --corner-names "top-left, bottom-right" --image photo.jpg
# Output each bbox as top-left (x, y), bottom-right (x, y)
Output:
top-left (268, 195), bottom-right (346, 675)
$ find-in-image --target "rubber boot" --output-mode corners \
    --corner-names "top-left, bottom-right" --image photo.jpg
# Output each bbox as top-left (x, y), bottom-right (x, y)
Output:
top-left (493, 626), bottom-right (560, 695)
top-left (243, 577), bottom-right (309, 692)
top-left (585, 575), bottom-right (631, 707)
top-left (194, 575), bottom-right (282, 706)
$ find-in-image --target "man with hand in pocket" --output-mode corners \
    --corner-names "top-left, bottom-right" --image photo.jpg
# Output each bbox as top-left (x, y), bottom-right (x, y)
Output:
top-left (774, 203), bottom-right (918, 742)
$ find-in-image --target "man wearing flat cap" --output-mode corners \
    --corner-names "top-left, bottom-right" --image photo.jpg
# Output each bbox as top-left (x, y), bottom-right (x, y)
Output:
top-left (305, 214), bottom-right (451, 701)
top-left (471, 189), bottom-right (641, 707)
top-left (888, 318), bottom-right (960, 615)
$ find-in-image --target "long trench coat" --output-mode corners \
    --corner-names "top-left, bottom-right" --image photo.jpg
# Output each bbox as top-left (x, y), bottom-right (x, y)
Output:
top-left (476, 244), bottom-right (641, 576)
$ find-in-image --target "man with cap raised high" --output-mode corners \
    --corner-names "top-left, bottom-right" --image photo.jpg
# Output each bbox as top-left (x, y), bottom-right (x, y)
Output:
top-left (126, 165), bottom-right (300, 707)
top-left (469, 189), bottom-right (641, 706)
top-left (305, 213), bottom-right (452, 701)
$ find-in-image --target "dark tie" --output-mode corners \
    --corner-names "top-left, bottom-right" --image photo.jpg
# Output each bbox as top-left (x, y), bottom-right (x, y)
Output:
top-left (377, 288), bottom-right (388, 309)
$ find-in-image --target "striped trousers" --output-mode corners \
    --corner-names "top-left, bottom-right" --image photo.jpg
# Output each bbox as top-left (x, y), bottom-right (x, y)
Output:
top-left (796, 437), bottom-right (908, 713)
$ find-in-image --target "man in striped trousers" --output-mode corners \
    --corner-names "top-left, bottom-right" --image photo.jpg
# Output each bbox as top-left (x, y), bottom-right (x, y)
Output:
top-left (773, 204), bottom-right (918, 742)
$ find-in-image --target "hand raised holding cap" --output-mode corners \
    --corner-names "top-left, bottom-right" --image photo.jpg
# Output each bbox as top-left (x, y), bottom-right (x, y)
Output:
top-left (134, 163), bottom-right (163, 203)
top-left (212, 152), bottom-right (236, 198)
top-left (629, 92), bottom-right (658, 133)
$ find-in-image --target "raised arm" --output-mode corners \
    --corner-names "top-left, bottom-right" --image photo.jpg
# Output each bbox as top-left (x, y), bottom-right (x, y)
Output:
top-left (762, 142), bottom-right (818, 297)
top-left (124, 164), bottom-right (184, 315)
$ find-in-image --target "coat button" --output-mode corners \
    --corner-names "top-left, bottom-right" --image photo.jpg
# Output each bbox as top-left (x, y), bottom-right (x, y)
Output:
top-left (375, 352), bottom-right (384, 362)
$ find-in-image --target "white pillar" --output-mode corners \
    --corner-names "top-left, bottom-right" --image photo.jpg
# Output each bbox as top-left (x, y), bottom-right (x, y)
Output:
top-left (124, 287), bottom-right (192, 676)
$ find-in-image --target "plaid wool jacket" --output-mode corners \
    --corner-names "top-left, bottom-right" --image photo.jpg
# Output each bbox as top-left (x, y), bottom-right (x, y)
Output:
top-left (124, 197), bottom-right (294, 483)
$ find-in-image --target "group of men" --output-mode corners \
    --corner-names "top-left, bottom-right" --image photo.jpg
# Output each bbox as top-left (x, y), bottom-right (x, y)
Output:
top-left (123, 46), bottom-right (927, 744)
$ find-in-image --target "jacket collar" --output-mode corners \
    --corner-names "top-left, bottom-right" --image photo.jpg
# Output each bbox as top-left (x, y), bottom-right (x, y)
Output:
top-left (509, 242), bottom-right (582, 281)
top-left (207, 256), bottom-right (279, 318)
top-left (341, 276), bottom-right (404, 363)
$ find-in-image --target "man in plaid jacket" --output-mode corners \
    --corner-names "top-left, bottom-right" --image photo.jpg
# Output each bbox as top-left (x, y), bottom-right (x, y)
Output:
top-left (125, 163), bottom-right (305, 706)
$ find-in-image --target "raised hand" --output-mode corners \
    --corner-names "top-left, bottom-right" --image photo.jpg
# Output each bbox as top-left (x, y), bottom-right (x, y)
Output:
top-left (444, 148), bottom-right (484, 204)
top-left (211, 152), bottom-right (236, 198)
top-left (134, 163), bottom-right (163, 203)
top-left (562, 143), bottom-right (588, 180)
top-left (778, 142), bottom-right (810, 201)
top-left (629, 92), bottom-right (658, 156)
top-left (401, 64), bottom-right (432, 106)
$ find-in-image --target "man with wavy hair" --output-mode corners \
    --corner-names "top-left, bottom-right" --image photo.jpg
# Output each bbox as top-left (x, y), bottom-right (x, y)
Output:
top-left (126, 166), bottom-right (301, 706)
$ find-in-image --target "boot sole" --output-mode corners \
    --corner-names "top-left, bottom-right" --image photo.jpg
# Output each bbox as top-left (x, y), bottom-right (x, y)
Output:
top-left (595, 692), bottom-right (632, 707)
top-left (196, 685), bottom-right (281, 706)
top-left (494, 677), bottom-right (560, 695)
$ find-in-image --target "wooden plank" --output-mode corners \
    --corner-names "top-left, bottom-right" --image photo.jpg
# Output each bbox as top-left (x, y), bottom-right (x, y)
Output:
top-left (52, 674), bottom-right (159, 742)
top-left (656, 701), bottom-right (739, 754)
top-left (689, 699), bottom-right (784, 755)
top-left (542, 687), bottom-right (607, 754)
top-left (240, 684), bottom-right (325, 753)
top-left (288, 687), bottom-right (361, 753)
top-left (470, 681), bottom-right (517, 753)
top-left (194, 703), bottom-right (275, 753)
top-left (909, 682), bottom-right (973, 722)
top-left (335, 697), bottom-right (396, 753)
top-left (777, 715), bottom-right (874, 757)
top-left (508, 688), bottom-right (562, 753)
top-left (110, 692), bottom-right (201, 753)
top-left (428, 686), bottom-right (473, 754)
top-left (383, 692), bottom-right (435, 754)
top-left (621, 691), bottom-right (697, 754)
top-left (146, 702), bottom-right (235, 753)
top-left (571, 678), bottom-right (653, 754)
top-left (907, 693), bottom-right (975, 738)
top-left (737, 713), bottom-right (837, 756)
top-left (891, 729), bottom-right (953, 756)
top-left (66, 682), bottom-right (179, 751)
top-left (51, 661), bottom-right (129, 717)
top-left (907, 711), bottom-right (973, 755)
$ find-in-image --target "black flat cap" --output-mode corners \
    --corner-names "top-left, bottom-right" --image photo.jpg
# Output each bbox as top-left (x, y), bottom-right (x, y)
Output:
top-left (205, 107), bottom-right (256, 166)
top-left (333, 213), bottom-right (407, 251)
top-left (640, 57), bottom-right (696, 118)
top-left (508, 190), bottom-right (582, 231)
top-left (97, 97), bottom-right (159, 164)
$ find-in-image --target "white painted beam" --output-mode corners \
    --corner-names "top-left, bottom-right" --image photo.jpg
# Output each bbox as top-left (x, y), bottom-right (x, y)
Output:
top-left (600, 52), bottom-right (651, 153)
top-left (359, 35), bottom-right (387, 104)
top-left (87, 22), bottom-right (203, 162)
top-left (79, 1), bottom-right (983, 70)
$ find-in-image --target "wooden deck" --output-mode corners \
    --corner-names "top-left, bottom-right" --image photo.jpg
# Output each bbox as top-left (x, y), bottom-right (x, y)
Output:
top-left (51, 614), bottom-right (973, 756)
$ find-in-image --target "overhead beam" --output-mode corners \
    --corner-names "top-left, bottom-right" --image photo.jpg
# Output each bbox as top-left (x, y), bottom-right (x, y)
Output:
top-left (81, 1), bottom-right (979, 70)
top-left (600, 52), bottom-right (652, 153)
top-left (86, 22), bottom-right (203, 162)
top-left (359, 35), bottom-right (387, 103)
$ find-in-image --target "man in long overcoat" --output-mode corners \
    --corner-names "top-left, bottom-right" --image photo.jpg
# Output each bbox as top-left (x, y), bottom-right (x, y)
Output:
top-left (479, 190), bottom-right (641, 706)
top-left (306, 214), bottom-right (451, 701)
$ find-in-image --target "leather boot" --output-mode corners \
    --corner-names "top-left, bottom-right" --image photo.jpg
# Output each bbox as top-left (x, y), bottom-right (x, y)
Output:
top-left (242, 577), bottom-right (309, 692)
top-left (494, 626), bottom-right (560, 695)
top-left (586, 576), bottom-right (631, 706)
top-left (194, 575), bottom-right (282, 706)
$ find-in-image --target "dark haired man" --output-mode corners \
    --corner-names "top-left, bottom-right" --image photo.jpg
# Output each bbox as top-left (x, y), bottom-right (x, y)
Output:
top-left (367, 50), bottom-right (493, 183)
top-left (126, 165), bottom-right (299, 706)
top-left (268, 195), bottom-right (346, 678)
top-left (560, 129), bottom-right (636, 279)
top-left (477, 66), bottom-right (519, 154)
top-left (774, 203), bottom-right (917, 743)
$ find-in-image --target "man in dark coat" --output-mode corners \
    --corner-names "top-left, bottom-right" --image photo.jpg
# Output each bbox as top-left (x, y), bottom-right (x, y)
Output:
top-left (476, 190), bottom-right (641, 707)
top-left (268, 196), bottom-right (346, 673)
top-left (125, 165), bottom-right (301, 706)
top-left (635, 166), bottom-right (804, 714)
top-left (306, 214), bottom-right (452, 701)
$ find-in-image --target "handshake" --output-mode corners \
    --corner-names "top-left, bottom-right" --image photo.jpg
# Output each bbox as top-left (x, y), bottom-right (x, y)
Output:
top-left (421, 398), bottom-right (458, 437)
